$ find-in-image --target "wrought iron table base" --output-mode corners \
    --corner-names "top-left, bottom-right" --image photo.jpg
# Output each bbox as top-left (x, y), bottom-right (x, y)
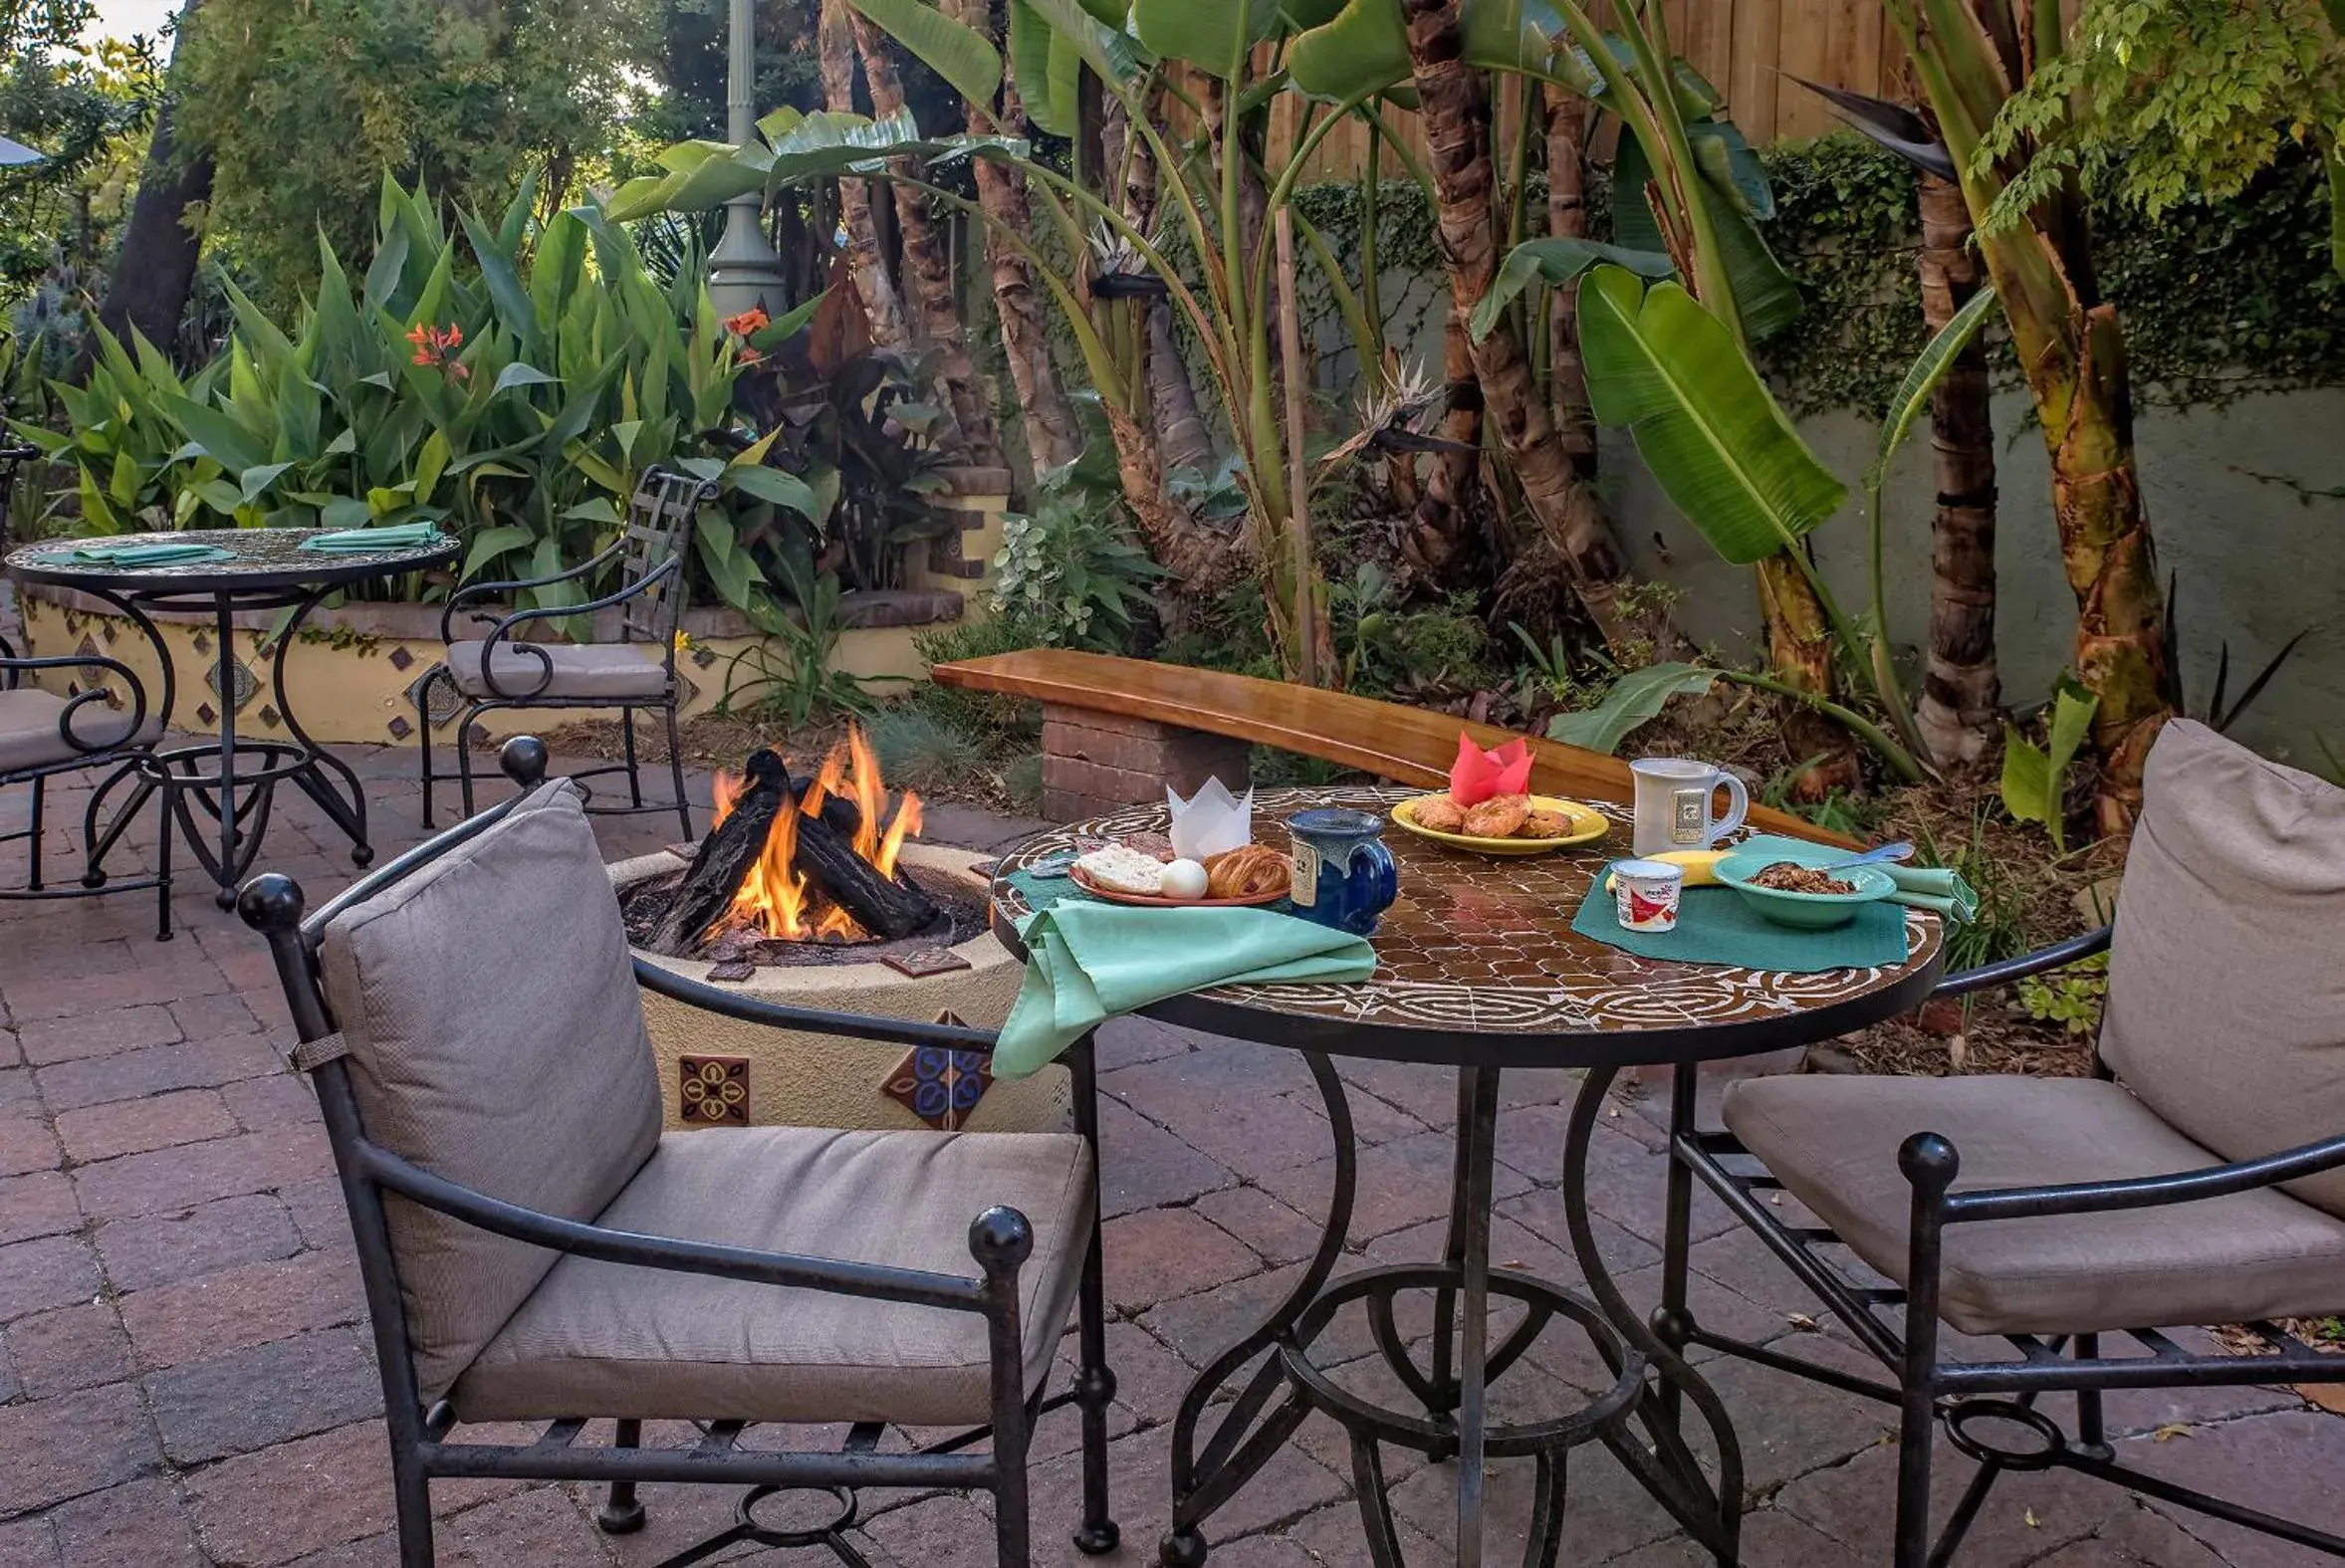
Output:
top-left (1158, 1055), bottom-right (1744, 1567)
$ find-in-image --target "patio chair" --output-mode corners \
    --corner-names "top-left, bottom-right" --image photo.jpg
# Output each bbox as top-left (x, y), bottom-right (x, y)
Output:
top-left (414, 469), bottom-right (719, 838)
top-left (238, 736), bottom-right (1119, 1568)
top-left (1669, 718), bottom-right (2345, 1565)
top-left (3, 640), bottom-right (174, 939)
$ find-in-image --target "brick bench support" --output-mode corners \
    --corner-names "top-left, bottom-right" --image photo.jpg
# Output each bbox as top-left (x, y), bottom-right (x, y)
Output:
top-left (1040, 705), bottom-right (1254, 822)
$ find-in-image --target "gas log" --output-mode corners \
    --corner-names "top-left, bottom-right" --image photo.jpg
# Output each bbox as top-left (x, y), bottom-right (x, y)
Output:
top-left (645, 748), bottom-right (938, 955)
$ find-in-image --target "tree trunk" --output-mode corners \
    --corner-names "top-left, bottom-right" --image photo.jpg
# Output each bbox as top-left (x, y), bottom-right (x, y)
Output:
top-left (818, 0), bottom-right (908, 347)
top-left (1101, 395), bottom-right (1240, 594)
top-left (846, 7), bottom-right (1002, 467)
top-left (955, 0), bottom-right (1080, 474)
top-left (1402, 301), bottom-right (1484, 583)
top-left (1913, 170), bottom-right (1999, 767)
top-left (89, 0), bottom-right (213, 364)
top-left (1759, 553), bottom-right (1864, 797)
top-left (1398, 0), bottom-right (1653, 656)
top-left (1541, 83), bottom-right (1595, 477)
top-left (1104, 87), bottom-right (1216, 478)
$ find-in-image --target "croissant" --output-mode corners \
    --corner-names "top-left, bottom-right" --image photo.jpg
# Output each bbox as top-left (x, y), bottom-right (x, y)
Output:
top-left (1205, 844), bottom-right (1291, 899)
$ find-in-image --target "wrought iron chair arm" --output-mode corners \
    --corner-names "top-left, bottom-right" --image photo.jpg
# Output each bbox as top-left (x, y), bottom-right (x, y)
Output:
top-left (463, 557), bottom-right (684, 700)
top-left (437, 538), bottom-right (631, 642)
top-left (352, 1136), bottom-right (1009, 1310)
top-left (632, 957), bottom-right (1004, 1056)
top-left (1930, 925), bottom-right (2112, 1001)
top-left (1927, 1131), bottom-right (2345, 1225)
top-left (0, 650), bottom-right (152, 753)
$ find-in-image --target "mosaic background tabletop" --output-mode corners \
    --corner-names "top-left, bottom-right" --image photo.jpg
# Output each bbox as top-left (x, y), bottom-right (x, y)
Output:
top-left (7, 528), bottom-right (459, 590)
top-left (991, 785), bottom-right (1943, 1042)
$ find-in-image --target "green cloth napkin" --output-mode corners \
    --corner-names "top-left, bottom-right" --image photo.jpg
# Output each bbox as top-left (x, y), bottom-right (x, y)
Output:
top-left (1732, 834), bottom-right (1978, 923)
top-left (298, 522), bottom-right (444, 554)
top-left (63, 541), bottom-right (233, 566)
top-left (996, 902), bottom-right (1376, 1078)
top-left (1572, 867), bottom-right (1910, 973)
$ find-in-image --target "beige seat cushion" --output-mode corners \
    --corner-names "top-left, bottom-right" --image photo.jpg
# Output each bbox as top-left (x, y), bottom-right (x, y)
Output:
top-left (2100, 719), bottom-right (2345, 1217)
top-left (444, 640), bottom-right (667, 702)
top-left (320, 782), bottom-right (663, 1400)
top-left (450, 1125), bottom-right (1094, 1427)
top-left (0, 688), bottom-right (161, 773)
top-left (1722, 1073), bottom-right (2345, 1336)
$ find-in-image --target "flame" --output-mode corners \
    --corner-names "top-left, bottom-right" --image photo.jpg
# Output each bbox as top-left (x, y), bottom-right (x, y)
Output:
top-left (702, 723), bottom-right (922, 945)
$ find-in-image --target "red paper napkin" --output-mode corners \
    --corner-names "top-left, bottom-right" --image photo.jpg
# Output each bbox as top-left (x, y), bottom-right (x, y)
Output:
top-left (1448, 734), bottom-right (1532, 804)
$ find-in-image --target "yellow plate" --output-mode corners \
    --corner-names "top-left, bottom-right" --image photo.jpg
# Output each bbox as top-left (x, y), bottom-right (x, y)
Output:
top-left (1389, 793), bottom-right (1611, 855)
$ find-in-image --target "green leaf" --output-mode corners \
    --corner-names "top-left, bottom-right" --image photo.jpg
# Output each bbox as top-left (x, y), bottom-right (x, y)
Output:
top-left (459, 208), bottom-right (539, 353)
top-left (463, 523), bottom-right (538, 579)
top-left (2000, 678), bottom-right (2098, 851)
top-left (848, 0), bottom-right (1003, 109)
top-left (727, 464), bottom-right (821, 519)
top-left (321, 497), bottom-right (374, 530)
top-left (1548, 662), bottom-right (1721, 754)
top-left (1472, 238), bottom-right (1674, 342)
top-left (1133, 0), bottom-right (1277, 77)
top-left (493, 362), bottom-right (561, 394)
top-left (748, 290), bottom-right (828, 350)
top-left (413, 429), bottom-right (450, 505)
top-left (1865, 282), bottom-right (1999, 496)
top-left (1577, 268), bottom-right (1846, 566)
top-left (164, 396), bottom-right (269, 474)
top-left (1009, 0), bottom-right (1073, 135)
top-left (239, 462), bottom-right (294, 505)
top-left (1289, 0), bottom-right (1407, 100)
top-left (1613, 128), bottom-right (1799, 340)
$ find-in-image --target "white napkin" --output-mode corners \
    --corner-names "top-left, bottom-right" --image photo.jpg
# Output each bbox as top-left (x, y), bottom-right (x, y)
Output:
top-left (1167, 778), bottom-right (1254, 860)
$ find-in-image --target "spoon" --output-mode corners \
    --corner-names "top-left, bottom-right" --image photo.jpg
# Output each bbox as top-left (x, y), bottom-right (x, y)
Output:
top-left (1816, 840), bottom-right (1914, 872)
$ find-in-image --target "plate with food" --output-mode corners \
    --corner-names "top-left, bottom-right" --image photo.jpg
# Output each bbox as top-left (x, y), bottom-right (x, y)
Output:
top-left (1390, 791), bottom-right (1609, 855)
top-left (1714, 846), bottom-right (1897, 929)
top-left (1067, 841), bottom-right (1293, 907)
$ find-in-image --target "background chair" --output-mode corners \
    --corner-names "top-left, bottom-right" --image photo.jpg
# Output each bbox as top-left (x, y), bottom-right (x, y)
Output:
top-left (3, 641), bottom-right (175, 939)
top-left (1659, 719), bottom-right (2345, 1565)
top-left (414, 469), bottom-right (718, 837)
top-left (239, 737), bottom-right (1118, 1568)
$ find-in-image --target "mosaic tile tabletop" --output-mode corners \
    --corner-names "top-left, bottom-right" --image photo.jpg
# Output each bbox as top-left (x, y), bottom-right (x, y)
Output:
top-left (7, 527), bottom-right (459, 592)
top-left (992, 785), bottom-right (1944, 1052)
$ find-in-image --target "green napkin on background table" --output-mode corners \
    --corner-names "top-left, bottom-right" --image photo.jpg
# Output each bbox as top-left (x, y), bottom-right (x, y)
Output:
top-left (1731, 834), bottom-right (1979, 923)
top-left (995, 903), bottom-right (1376, 1078)
top-left (298, 522), bottom-right (445, 554)
top-left (61, 541), bottom-right (233, 566)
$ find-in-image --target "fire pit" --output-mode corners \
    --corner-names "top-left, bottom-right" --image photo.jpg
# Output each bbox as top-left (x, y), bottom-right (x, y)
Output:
top-left (612, 727), bottom-right (1064, 1134)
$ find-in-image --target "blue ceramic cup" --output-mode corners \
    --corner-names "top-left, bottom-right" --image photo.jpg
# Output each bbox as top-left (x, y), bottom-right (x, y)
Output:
top-left (1286, 808), bottom-right (1398, 936)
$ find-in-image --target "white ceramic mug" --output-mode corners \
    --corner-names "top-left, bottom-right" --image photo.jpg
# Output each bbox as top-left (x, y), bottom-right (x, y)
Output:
top-left (1630, 758), bottom-right (1750, 857)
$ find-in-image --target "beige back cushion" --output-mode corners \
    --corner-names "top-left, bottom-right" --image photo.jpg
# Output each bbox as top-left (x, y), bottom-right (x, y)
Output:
top-left (2102, 720), bottom-right (2345, 1217)
top-left (319, 782), bottom-right (662, 1399)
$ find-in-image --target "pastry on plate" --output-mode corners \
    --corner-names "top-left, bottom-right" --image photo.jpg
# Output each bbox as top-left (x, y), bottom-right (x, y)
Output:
top-left (1075, 843), bottom-right (1166, 895)
top-left (1462, 792), bottom-right (1531, 839)
top-left (1204, 844), bottom-right (1290, 899)
top-left (1411, 794), bottom-right (1468, 833)
top-left (1519, 807), bottom-right (1573, 839)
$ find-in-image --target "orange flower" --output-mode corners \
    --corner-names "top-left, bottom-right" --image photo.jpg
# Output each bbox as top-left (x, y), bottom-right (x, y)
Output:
top-left (405, 323), bottom-right (430, 349)
top-left (723, 307), bottom-right (771, 338)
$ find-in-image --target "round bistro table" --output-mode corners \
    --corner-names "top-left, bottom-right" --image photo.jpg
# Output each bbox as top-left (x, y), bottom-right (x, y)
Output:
top-left (991, 785), bottom-right (1944, 1568)
top-left (6, 529), bottom-right (461, 906)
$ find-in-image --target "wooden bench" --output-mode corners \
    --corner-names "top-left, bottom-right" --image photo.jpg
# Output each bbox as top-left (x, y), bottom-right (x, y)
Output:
top-left (930, 649), bottom-right (1843, 843)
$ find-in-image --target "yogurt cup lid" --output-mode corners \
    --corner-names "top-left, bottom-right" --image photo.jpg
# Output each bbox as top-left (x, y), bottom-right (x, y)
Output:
top-left (1613, 859), bottom-right (1687, 883)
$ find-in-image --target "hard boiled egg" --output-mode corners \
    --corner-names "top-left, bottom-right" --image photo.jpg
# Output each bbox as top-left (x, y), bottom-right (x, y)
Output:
top-left (1159, 858), bottom-right (1210, 900)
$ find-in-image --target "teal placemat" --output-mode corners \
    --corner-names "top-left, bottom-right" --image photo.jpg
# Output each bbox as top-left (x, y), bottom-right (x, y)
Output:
top-left (1002, 866), bottom-right (1294, 918)
top-left (1571, 868), bottom-right (1908, 972)
top-left (35, 543), bottom-right (234, 567)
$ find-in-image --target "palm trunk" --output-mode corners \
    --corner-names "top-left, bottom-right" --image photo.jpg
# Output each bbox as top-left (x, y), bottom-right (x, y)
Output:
top-left (1101, 87), bottom-right (1215, 477)
top-left (1101, 397), bottom-right (1239, 593)
top-left (1403, 301), bottom-right (1484, 583)
top-left (1541, 84), bottom-right (1596, 477)
top-left (1913, 170), bottom-right (1999, 766)
top-left (1759, 553), bottom-right (1864, 796)
top-left (1398, 0), bottom-right (1655, 657)
top-left (846, 7), bottom-right (1003, 466)
top-left (956, 0), bottom-right (1080, 473)
top-left (1891, 0), bottom-right (2171, 834)
top-left (818, 0), bottom-right (908, 346)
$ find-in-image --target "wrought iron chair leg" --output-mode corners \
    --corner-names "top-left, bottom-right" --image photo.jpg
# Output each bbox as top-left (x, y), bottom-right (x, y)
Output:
top-left (621, 709), bottom-right (644, 808)
top-left (455, 709), bottom-right (482, 818)
top-left (598, 1419), bottom-right (648, 1532)
top-left (416, 678), bottom-right (438, 827)
top-left (1069, 1035), bottom-right (1120, 1556)
top-left (392, 1447), bottom-right (436, 1568)
top-left (26, 773), bottom-right (43, 891)
top-left (664, 702), bottom-right (692, 841)
top-left (1896, 1135), bottom-right (1959, 1568)
top-left (153, 776), bottom-right (173, 942)
top-left (2074, 1334), bottom-right (2108, 1456)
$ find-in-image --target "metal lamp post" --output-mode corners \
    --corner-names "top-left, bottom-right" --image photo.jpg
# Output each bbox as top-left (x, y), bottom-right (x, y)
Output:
top-left (707, 0), bottom-right (787, 319)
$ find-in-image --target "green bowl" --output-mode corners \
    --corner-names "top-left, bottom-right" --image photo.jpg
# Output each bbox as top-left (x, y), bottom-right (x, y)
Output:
top-left (1715, 847), bottom-right (1898, 929)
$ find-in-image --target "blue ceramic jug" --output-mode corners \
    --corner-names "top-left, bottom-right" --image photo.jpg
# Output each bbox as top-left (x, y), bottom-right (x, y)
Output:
top-left (1286, 808), bottom-right (1398, 936)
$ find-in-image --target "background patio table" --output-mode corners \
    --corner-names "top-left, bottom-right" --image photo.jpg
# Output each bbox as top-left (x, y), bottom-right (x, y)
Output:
top-left (5, 528), bottom-right (460, 905)
top-left (992, 784), bottom-right (1946, 1567)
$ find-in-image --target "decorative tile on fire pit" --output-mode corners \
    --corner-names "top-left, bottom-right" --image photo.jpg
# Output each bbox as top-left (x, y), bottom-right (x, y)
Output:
top-left (679, 1055), bottom-right (752, 1124)
top-left (883, 948), bottom-right (974, 979)
top-left (883, 1019), bottom-right (992, 1130)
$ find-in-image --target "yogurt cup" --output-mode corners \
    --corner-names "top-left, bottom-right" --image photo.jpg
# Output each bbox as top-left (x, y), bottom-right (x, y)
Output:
top-left (1612, 859), bottom-right (1686, 933)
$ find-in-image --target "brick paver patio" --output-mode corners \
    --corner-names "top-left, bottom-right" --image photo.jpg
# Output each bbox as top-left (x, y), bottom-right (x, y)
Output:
top-left (1, 701), bottom-right (2336, 1562)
